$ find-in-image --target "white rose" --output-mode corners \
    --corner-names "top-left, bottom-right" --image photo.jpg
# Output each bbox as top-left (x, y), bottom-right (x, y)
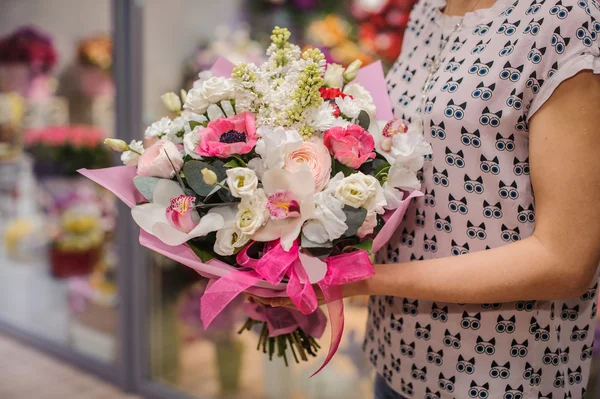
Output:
top-left (343, 83), bottom-right (376, 115)
top-left (363, 174), bottom-right (387, 214)
top-left (226, 167), bottom-right (258, 198)
top-left (357, 211), bottom-right (378, 238)
top-left (335, 96), bottom-right (361, 119)
top-left (144, 117), bottom-right (171, 139)
top-left (303, 192), bottom-right (347, 244)
top-left (185, 76), bottom-right (235, 114)
top-left (236, 189), bottom-right (268, 235)
top-left (209, 205), bottom-right (250, 256)
top-left (120, 140), bottom-right (144, 167)
top-left (391, 129), bottom-right (433, 171)
top-left (323, 63), bottom-right (345, 88)
top-left (333, 173), bottom-right (372, 208)
top-left (193, 70), bottom-right (214, 89)
top-left (255, 125), bottom-right (303, 170)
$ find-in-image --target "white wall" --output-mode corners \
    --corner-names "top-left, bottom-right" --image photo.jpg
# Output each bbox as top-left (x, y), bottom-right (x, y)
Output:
top-left (0, 0), bottom-right (244, 132)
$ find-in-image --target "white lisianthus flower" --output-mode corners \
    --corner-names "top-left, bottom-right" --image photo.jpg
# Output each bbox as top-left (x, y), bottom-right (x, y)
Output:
top-left (328, 172), bottom-right (372, 209)
top-left (335, 96), bottom-right (361, 119)
top-left (121, 140), bottom-right (144, 167)
top-left (303, 192), bottom-right (347, 244)
top-left (226, 167), bottom-right (258, 199)
top-left (323, 63), bottom-right (345, 88)
top-left (391, 128), bottom-right (433, 171)
top-left (254, 125), bottom-right (303, 170)
top-left (363, 174), bottom-right (387, 214)
top-left (343, 83), bottom-right (376, 115)
top-left (236, 189), bottom-right (268, 235)
top-left (144, 117), bottom-right (171, 139)
top-left (209, 205), bottom-right (250, 256)
top-left (185, 76), bottom-right (235, 114)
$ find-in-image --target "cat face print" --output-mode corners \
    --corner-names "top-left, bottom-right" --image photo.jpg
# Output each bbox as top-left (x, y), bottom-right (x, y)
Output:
top-left (473, 21), bottom-right (493, 35)
top-left (567, 366), bottom-right (583, 385)
top-left (443, 329), bottom-right (462, 349)
top-left (554, 370), bottom-right (565, 388)
top-left (433, 168), bottom-right (450, 186)
top-left (561, 304), bottom-right (580, 321)
top-left (502, 224), bottom-right (521, 242)
top-left (449, 194), bottom-right (468, 214)
top-left (496, 133), bottom-right (516, 151)
top-left (535, 323), bottom-right (551, 342)
top-left (468, 381), bottom-right (490, 398)
top-left (464, 175), bottom-right (484, 194)
top-left (483, 200), bottom-right (503, 219)
top-left (499, 39), bottom-right (519, 56)
top-left (387, 245), bottom-right (399, 263)
top-left (475, 336), bottom-right (496, 355)
top-left (444, 99), bottom-right (467, 120)
top-left (515, 300), bottom-right (536, 312)
top-left (457, 355), bottom-right (476, 374)
top-left (515, 115), bottom-right (528, 132)
top-left (471, 38), bottom-right (492, 54)
top-left (424, 189), bottom-right (437, 206)
top-left (434, 213), bottom-right (452, 233)
top-left (402, 66), bottom-right (417, 83)
top-left (576, 21), bottom-right (598, 47)
top-left (451, 240), bottom-right (470, 256)
top-left (390, 313), bottom-right (403, 332)
top-left (490, 361), bottom-right (511, 379)
top-left (400, 378), bottom-right (414, 397)
top-left (411, 364), bottom-right (428, 381)
top-left (444, 57), bottom-right (465, 73)
top-left (570, 325), bottom-right (589, 341)
top-left (441, 77), bottom-right (463, 93)
top-left (510, 339), bottom-right (529, 358)
top-left (526, 71), bottom-right (545, 94)
top-left (581, 344), bottom-right (593, 360)
top-left (504, 384), bottom-right (524, 399)
top-left (480, 107), bottom-right (502, 127)
top-left (523, 362), bottom-right (543, 386)
top-left (430, 120), bottom-right (446, 140)
top-left (425, 387), bottom-right (441, 399)
top-left (415, 322), bottom-right (432, 340)
top-left (500, 61), bottom-right (524, 82)
top-left (552, 27), bottom-right (571, 54)
top-left (513, 157), bottom-right (530, 176)
top-left (527, 42), bottom-right (547, 64)
top-left (424, 234), bottom-right (438, 252)
top-left (400, 228), bottom-right (415, 247)
top-left (403, 298), bottom-right (419, 316)
top-left (526, 0), bottom-right (543, 14)
top-left (423, 96), bottom-right (437, 114)
top-left (580, 282), bottom-right (597, 301)
top-left (550, 0), bottom-right (573, 19)
top-left (390, 353), bottom-right (401, 373)
top-left (506, 88), bottom-right (524, 110)
top-left (426, 346), bottom-right (444, 366)
top-left (481, 155), bottom-right (501, 175)
top-left (461, 127), bottom-right (482, 147)
top-left (468, 58), bottom-right (494, 76)
top-left (543, 347), bottom-right (561, 366)
top-left (399, 90), bottom-right (416, 107)
top-left (450, 36), bottom-right (468, 52)
top-left (462, 311), bottom-right (482, 330)
top-left (524, 17), bottom-right (545, 36)
top-left (438, 373), bottom-right (456, 393)
top-left (499, 181), bottom-right (519, 200)
top-left (467, 221), bottom-right (487, 239)
top-left (416, 209), bottom-right (426, 227)
top-left (482, 302), bottom-right (502, 310)
top-left (400, 339), bottom-right (416, 358)
top-left (496, 315), bottom-right (517, 334)
top-left (518, 204), bottom-right (535, 223)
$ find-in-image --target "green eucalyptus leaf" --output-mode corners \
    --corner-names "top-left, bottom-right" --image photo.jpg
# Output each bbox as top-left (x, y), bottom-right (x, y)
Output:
top-left (301, 234), bottom-right (333, 249)
top-left (133, 176), bottom-right (161, 202)
top-left (183, 160), bottom-right (226, 196)
top-left (357, 110), bottom-right (371, 130)
top-left (348, 238), bottom-right (374, 254)
top-left (188, 242), bottom-right (216, 263)
top-left (342, 206), bottom-right (368, 237)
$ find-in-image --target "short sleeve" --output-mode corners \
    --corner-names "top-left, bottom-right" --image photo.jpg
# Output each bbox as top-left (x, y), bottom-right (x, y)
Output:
top-left (526, 0), bottom-right (600, 121)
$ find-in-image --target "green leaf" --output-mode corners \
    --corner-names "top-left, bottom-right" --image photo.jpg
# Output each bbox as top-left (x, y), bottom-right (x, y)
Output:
top-left (357, 110), bottom-right (371, 130)
top-left (223, 159), bottom-right (242, 168)
top-left (348, 238), bottom-right (374, 254)
top-left (183, 160), bottom-right (226, 196)
top-left (188, 242), bottom-right (216, 263)
top-left (133, 176), bottom-right (161, 201)
top-left (230, 155), bottom-right (247, 167)
top-left (332, 158), bottom-right (356, 177)
top-left (342, 206), bottom-right (367, 237)
top-left (188, 120), bottom-right (203, 130)
top-left (301, 234), bottom-right (333, 249)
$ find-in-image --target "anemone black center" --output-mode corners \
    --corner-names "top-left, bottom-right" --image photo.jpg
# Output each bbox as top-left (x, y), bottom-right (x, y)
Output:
top-left (219, 130), bottom-right (247, 144)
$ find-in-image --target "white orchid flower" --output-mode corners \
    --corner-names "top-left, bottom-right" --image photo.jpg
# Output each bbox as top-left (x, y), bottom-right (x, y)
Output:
top-left (251, 166), bottom-right (317, 251)
top-left (131, 179), bottom-right (224, 246)
top-left (383, 165), bottom-right (421, 210)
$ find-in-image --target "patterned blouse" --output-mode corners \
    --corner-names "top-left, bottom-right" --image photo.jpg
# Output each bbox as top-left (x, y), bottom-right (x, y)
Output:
top-left (364, 0), bottom-right (600, 397)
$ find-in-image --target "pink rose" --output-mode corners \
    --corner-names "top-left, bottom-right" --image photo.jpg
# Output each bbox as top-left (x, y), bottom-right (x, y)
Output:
top-left (195, 112), bottom-right (257, 158)
top-left (323, 124), bottom-right (376, 169)
top-left (137, 139), bottom-right (183, 178)
top-left (284, 138), bottom-right (332, 192)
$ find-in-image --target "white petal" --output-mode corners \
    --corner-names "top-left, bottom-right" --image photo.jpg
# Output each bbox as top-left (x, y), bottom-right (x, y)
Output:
top-left (131, 203), bottom-right (168, 234)
top-left (188, 213), bottom-right (225, 238)
top-left (208, 205), bottom-right (238, 224)
top-left (299, 252), bottom-right (328, 284)
top-left (152, 222), bottom-right (191, 246)
top-left (153, 179), bottom-right (185, 207)
top-left (279, 217), bottom-right (304, 251)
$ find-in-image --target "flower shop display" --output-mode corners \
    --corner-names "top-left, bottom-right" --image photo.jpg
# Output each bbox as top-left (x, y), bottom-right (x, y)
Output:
top-left (0, 26), bottom-right (58, 100)
top-left (76, 34), bottom-right (114, 98)
top-left (25, 125), bottom-right (111, 177)
top-left (81, 27), bottom-right (430, 373)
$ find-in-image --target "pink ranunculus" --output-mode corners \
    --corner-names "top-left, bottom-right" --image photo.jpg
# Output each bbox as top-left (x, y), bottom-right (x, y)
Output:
top-left (195, 112), bottom-right (257, 158)
top-left (137, 139), bottom-right (183, 178)
top-left (284, 138), bottom-right (332, 192)
top-left (323, 124), bottom-right (376, 169)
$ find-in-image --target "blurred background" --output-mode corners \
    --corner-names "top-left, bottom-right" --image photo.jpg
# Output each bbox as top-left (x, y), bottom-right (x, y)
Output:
top-left (0, 1), bottom-right (597, 399)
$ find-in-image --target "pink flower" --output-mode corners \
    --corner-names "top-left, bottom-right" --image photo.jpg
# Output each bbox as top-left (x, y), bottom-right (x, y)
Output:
top-left (195, 112), bottom-right (257, 158)
top-left (284, 138), bottom-right (331, 192)
top-left (266, 190), bottom-right (301, 219)
top-left (323, 124), bottom-right (375, 169)
top-left (137, 139), bottom-right (183, 178)
top-left (165, 195), bottom-right (197, 233)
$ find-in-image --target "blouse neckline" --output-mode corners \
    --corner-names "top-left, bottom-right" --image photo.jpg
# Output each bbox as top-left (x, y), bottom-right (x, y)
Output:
top-left (430, 0), bottom-right (513, 29)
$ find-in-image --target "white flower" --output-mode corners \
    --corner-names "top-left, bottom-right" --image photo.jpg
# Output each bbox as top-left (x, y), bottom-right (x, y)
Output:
top-left (183, 126), bottom-right (202, 160)
top-left (323, 63), bottom-right (345, 88)
top-left (162, 115), bottom-right (186, 144)
top-left (236, 189), bottom-right (268, 235)
top-left (209, 205), bottom-right (250, 256)
top-left (121, 140), bottom-right (144, 167)
top-left (343, 83), bottom-right (376, 115)
top-left (343, 59), bottom-right (363, 84)
top-left (226, 167), bottom-right (258, 198)
top-left (357, 211), bottom-right (377, 238)
top-left (201, 168), bottom-right (218, 185)
top-left (192, 70), bottom-right (214, 89)
top-left (303, 192), bottom-right (347, 244)
top-left (363, 174), bottom-right (387, 214)
top-left (184, 76), bottom-right (235, 114)
top-left (144, 117), bottom-right (172, 139)
top-left (161, 92), bottom-right (182, 113)
top-left (104, 138), bottom-right (128, 152)
top-left (131, 179), bottom-right (224, 246)
top-left (382, 165), bottom-right (421, 209)
top-left (328, 172), bottom-right (386, 213)
top-left (304, 102), bottom-right (337, 132)
top-left (391, 128), bottom-right (432, 171)
top-left (254, 125), bottom-right (303, 170)
top-left (335, 96), bottom-right (361, 119)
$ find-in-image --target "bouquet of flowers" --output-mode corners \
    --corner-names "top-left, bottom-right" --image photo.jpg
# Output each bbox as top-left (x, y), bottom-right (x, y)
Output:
top-left (81, 27), bottom-right (430, 373)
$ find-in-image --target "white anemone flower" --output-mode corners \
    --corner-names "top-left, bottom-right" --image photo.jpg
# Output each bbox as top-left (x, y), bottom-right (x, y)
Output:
top-left (251, 166), bottom-right (317, 251)
top-left (131, 179), bottom-right (224, 246)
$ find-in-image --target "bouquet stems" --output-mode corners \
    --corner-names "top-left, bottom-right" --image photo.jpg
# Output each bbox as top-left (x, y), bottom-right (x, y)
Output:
top-left (238, 317), bottom-right (321, 366)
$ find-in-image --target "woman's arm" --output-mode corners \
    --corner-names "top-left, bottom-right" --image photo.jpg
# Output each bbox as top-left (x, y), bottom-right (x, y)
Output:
top-left (348, 70), bottom-right (600, 303)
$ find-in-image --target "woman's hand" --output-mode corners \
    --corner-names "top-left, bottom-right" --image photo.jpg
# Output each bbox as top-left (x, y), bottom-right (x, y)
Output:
top-left (245, 283), bottom-right (365, 309)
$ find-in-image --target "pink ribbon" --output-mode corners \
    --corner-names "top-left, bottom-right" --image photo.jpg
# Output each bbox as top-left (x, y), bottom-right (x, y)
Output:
top-left (243, 302), bottom-right (327, 339)
top-left (200, 240), bottom-right (374, 375)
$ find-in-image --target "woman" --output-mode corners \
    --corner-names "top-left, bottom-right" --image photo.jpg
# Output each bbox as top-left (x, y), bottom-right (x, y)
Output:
top-left (262, 0), bottom-right (600, 397)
